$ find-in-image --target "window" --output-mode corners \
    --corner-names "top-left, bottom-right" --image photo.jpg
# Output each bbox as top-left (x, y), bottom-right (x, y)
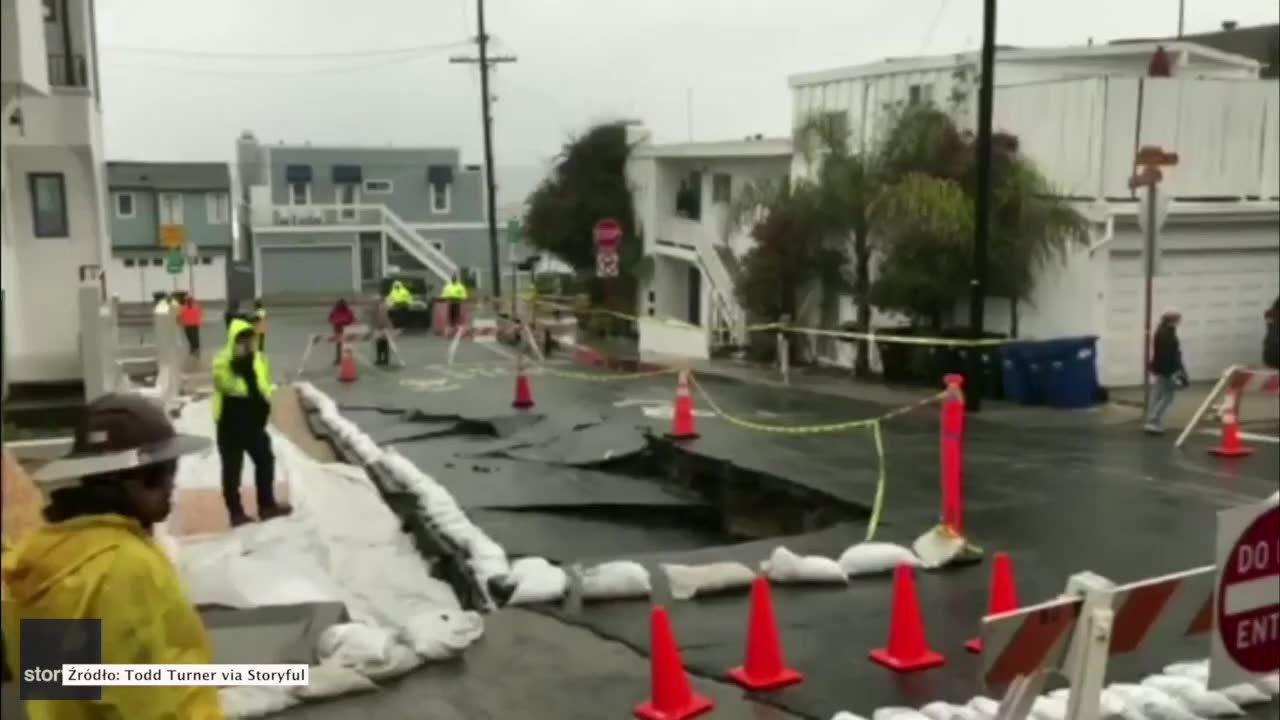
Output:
top-left (712, 173), bottom-right (732, 204)
top-left (430, 182), bottom-right (451, 213)
top-left (158, 192), bottom-right (184, 225)
top-left (363, 179), bottom-right (393, 194)
top-left (123, 258), bottom-right (136, 267)
top-left (151, 258), bottom-right (162, 267)
top-left (29, 173), bottom-right (67, 238)
top-left (908, 83), bottom-right (934, 106)
top-left (289, 182), bottom-right (309, 206)
top-left (675, 171), bottom-right (702, 221)
top-left (201, 257), bottom-right (213, 265)
top-left (42, 0), bottom-right (56, 21)
top-left (206, 192), bottom-right (230, 224)
top-left (114, 192), bottom-right (135, 219)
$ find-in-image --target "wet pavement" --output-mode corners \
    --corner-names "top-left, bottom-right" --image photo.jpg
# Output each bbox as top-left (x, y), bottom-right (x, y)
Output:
top-left (243, 316), bottom-right (1280, 717)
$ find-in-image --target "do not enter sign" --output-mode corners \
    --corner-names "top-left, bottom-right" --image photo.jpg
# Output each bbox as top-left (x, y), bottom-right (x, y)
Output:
top-left (1211, 499), bottom-right (1280, 688)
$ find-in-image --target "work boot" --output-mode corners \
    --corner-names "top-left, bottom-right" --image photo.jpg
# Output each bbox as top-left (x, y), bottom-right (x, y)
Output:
top-left (229, 511), bottom-right (254, 527)
top-left (259, 503), bottom-right (293, 521)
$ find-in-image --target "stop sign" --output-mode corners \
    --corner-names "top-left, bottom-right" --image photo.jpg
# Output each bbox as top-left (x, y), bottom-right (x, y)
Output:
top-left (1217, 504), bottom-right (1280, 675)
top-left (593, 218), bottom-right (621, 251)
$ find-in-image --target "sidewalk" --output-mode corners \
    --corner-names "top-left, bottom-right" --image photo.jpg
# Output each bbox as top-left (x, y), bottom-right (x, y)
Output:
top-left (1109, 381), bottom-right (1280, 427)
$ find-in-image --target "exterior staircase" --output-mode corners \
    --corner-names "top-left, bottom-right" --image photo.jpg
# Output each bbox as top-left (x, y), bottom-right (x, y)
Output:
top-left (378, 206), bottom-right (459, 285)
top-left (693, 232), bottom-right (747, 349)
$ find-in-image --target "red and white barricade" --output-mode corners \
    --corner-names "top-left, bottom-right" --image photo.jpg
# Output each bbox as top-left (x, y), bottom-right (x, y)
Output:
top-left (981, 496), bottom-right (1280, 720)
top-left (292, 324), bottom-right (404, 379)
top-left (1175, 365), bottom-right (1280, 450)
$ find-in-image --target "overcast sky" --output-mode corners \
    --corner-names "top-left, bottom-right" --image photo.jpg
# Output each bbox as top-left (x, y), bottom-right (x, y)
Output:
top-left (97, 0), bottom-right (1278, 204)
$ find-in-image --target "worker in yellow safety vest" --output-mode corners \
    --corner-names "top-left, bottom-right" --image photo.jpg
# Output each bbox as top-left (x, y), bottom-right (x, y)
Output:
top-left (440, 275), bottom-right (469, 333)
top-left (386, 280), bottom-right (414, 308)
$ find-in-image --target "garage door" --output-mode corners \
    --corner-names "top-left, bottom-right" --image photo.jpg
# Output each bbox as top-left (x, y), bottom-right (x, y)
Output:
top-left (261, 247), bottom-right (354, 296)
top-left (1103, 248), bottom-right (1280, 386)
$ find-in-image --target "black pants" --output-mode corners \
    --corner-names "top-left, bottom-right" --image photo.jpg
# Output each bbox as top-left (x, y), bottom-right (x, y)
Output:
top-left (375, 336), bottom-right (390, 365)
top-left (216, 423), bottom-right (277, 517)
top-left (258, 334), bottom-right (265, 352)
top-left (448, 300), bottom-right (461, 329)
top-left (184, 326), bottom-right (200, 355)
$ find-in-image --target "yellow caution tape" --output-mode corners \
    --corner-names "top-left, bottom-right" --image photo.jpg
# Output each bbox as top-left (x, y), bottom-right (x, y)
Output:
top-left (534, 364), bottom-right (678, 383)
top-left (762, 324), bottom-right (1008, 348)
top-left (688, 374), bottom-right (944, 435)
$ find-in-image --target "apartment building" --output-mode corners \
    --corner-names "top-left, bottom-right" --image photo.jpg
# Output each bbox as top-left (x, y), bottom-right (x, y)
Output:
top-left (625, 125), bottom-right (791, 358)
top-left (237, 131), bottom-right (499, 299)
top-left (786, 39), bottom-right (1279, 385)
top-left (2, 0), bottom-right (111, 389)
top-left (106, 161), bottom-right (234, 303)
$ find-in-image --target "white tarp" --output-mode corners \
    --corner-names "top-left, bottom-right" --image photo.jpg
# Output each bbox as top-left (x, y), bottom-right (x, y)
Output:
top-left (166, 398), bottom-right (483, 717)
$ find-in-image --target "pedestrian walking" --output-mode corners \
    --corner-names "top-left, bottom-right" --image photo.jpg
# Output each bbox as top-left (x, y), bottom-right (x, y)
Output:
top-left (212, 318), bottom-right (291, 526)
top-left (4, 394), bottom-right (222, 719)
top-left (1145, 308), bottom-right (1187, 434)
top-left (328, 299), bottom-right (356, 365)
top-left (370, 295), bottom-right (393, 367)
top-left (178, 294), bottom-right (203, 358)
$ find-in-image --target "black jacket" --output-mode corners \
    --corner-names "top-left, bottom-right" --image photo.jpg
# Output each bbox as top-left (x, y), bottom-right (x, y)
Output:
top-left (1149, 323), bottom-right (1183, 377)
top-left (219, 355), bottom-right (271, 434)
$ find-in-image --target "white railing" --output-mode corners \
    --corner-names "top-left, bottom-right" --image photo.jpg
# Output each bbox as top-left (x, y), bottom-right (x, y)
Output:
top-left (378, 206), bottom-right (458, 284)
top-left (252, 202), bottom-right (459, 285)
top-left (692, 235), bottom-right (746, 346)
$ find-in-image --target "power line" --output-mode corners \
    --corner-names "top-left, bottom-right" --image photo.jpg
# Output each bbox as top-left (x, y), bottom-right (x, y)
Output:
top-left (103, 40), bottom-right (470, 61)
top-left (919, 0), bottom-right (949, 55)
top-left (106, 51), bottom-right (446, 77)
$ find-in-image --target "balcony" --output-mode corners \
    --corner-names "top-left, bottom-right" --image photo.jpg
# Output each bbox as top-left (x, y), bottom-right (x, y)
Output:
top-left (1, 0), bottom-right (50, 95)
top-left (994, 76), bottom-right (1280, 200)
top-left (46, 53), bottom-right (87, 88)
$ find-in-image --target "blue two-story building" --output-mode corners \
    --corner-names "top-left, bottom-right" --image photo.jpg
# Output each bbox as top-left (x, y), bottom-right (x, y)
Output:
top-left (236, 131), bottom-right (497, 299)
top-left (106, 161), bottom-right (234, 302)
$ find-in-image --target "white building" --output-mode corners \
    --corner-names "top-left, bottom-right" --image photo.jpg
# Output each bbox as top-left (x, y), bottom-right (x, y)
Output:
top-left (626, 126), bottom-right (792, 360)
top-left (2, 0), bottom-right (111, 389)
top-left (787, 39), bottom-right (1279, 386)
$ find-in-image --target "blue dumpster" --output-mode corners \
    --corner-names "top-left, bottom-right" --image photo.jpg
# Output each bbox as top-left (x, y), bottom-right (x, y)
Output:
top-left (1000, 337), bottom-right (1099, 407)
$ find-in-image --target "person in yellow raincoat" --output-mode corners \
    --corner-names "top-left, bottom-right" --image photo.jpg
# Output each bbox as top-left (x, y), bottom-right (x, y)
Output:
top-left (386, 280), bottom-right (413, 308)
top-left (2, 393), bottom-right (222, 719)
top-left (440, 275), bottom-right (469, 333)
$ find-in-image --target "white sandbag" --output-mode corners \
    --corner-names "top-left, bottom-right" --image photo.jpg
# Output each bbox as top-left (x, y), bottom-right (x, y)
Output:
top-left (761, 546), bottom-right (847, 585)
top-left (1108, 683), bottom-right (1202, 720)
top-left (293, 661), bottom-right (376, 700)
top-left (1255, 673), bottom-right (1279, 696)
top-left (966, 696), bottom-right (1000, 718)
top-left (831, 713), bottom-right (869, 720)
top-left (578, 561), bottom-right (652, 600)
top-left (506, 560), bottom-right (568, 605)
top-left (1164, 660), bottom-right (1210, 681)
top-left (404, 608), bottom-right (484, 660)
top-left (1220, 683), bottom-right (1271, 706)
top-left (317, 622), bottom-right (421, 681)
top-left (920, 702), bottom-right (979, 720)
top-left (1143, 674), bottom-right (1244, 716)
top-left (838, 543), bottom-right (921, 576)
top-left (662, 562), bottom-right (756, 600)
top-left (1047, 687), bottom-right (1128, 717)
top-left (873, 708), bottom-right (930, 720)
top-left (1029, 696), bottom-right (1068, 720)
top-left (219, 686), bottom-right (300, 719)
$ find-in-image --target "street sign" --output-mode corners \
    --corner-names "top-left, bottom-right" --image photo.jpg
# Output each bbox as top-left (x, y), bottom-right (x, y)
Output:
top-left (165, 249), bottom-right (185, 274)
top-left (593, 218), bottom-right (622, 251)
top-left (1211, 499), bottom-right (1280, 689)
top-left (506, 219), bottom-right (521, 244)
top-left (596, 251), bottom-right (619, 278)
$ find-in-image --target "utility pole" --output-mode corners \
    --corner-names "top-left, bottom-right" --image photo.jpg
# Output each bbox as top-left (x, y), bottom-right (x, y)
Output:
top-left (967, 0), bottom-right (997, 412)
top-left (1177, 0), bottom-right (1185, 37)
top-left (450, 0), bottom-right (515, 298)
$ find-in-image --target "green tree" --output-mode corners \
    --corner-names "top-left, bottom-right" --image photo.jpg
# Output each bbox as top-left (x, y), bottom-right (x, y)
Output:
top-left (523, 122), bottom-right (643, 309)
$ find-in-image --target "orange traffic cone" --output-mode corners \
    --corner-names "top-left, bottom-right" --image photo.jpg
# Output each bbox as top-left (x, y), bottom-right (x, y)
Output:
top-left (727, 577), bottom-right (803, 691)
top-left (869, 564), bottom-right (945, 672)
top-left (512, 369), bottom-right (534, 409)
top-left (635, 606), bottom-right (713, 720)
top-left (966, 552), bottom-right (1018, 653)
top-left (1210, 391), bottom-right (1253, 458)
top-left (666, 370), bottom-right (699, 441)
top-left (337, 344), bottom-right (357, 383)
